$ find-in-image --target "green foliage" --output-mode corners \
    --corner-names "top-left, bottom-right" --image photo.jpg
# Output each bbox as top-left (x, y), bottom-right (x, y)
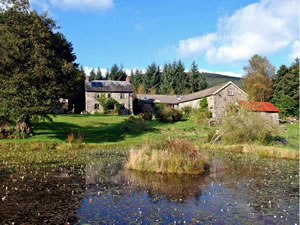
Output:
top-left (141, 112), bottom-right (153, 121)
top-left (272, 59), bottom-right (299, 117)
top-left (142, 63), bottom-right (160, 93)
top-left (97, 94), bottom-right (120, 114)
top-left (192, 97), bottom-right (211, 125)
top-left (273, 95), bottom-right (297, 117)
top-left (154, 104), bottom-right (182, 123)
top-left (181, 106), bottom-right (192, 117)
top-left (220, 106), bottom-right (279, 144)
top-left (89, 69), bottom-right (96, 81)
top-left (107, 64), bottom-right (127, 81)
top-left (0, 1), bottom-right (81, 133)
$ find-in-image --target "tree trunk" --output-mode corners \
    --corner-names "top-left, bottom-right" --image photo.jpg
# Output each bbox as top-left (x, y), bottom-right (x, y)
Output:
top-left (15, 118), bottom-right (31, 134)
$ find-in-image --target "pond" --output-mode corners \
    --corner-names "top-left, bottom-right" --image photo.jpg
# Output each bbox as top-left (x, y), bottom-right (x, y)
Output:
top-left (0, 150), bottom-right (298, 224)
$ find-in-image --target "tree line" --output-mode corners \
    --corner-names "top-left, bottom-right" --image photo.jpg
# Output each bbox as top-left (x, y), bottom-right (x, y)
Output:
top-left (88, 61), bottom-right (208, 95)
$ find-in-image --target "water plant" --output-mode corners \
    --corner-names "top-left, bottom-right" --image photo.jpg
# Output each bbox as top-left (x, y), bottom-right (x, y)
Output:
top-left (125, 137), bottom-right (209, 175)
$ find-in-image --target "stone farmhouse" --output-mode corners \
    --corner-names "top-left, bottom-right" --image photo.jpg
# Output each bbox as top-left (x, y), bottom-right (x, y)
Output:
top-left (85, 76), bottom-right (133, 114)
top-left (137, 81), bottom-right (248, 119)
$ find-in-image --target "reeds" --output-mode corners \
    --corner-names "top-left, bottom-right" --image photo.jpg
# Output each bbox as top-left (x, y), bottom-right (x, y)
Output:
top-left (125, 137), bottom-right (210, 175)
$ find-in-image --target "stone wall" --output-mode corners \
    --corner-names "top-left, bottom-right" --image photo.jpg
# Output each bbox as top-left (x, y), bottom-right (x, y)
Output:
top-left (85, 92), bottom-right (133, 114)
top-left (255, 112), bottom-right (279, 125)
top-left (212, 83), bottom-right (248, 118)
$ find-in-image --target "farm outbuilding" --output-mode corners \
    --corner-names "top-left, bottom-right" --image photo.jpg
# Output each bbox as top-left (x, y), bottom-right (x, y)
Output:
top-left (237, 101), bottom-right (280, 125)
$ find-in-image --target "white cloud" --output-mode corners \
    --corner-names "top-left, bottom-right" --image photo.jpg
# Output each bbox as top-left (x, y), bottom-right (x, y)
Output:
top-left (289, 40), bottom-right (300, 59)
top-left (49, 0), bottom-right (114, 11)
top-left (178, 34), bottom-right (216, 57)
top-left (177, 0), bottom-right (298, 64)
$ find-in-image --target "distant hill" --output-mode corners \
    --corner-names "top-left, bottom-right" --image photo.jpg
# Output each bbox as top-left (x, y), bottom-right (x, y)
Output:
top-left (201, 72), bottom-right (244, 88)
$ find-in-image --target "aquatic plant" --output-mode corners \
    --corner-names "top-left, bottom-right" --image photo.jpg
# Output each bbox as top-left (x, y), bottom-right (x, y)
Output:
top-left (125, 137), bottom-right (209, 175)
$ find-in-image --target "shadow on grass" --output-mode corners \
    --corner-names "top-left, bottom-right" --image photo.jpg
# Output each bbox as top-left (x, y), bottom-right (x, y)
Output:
top-left (33, 118), bottom-right (158, 144)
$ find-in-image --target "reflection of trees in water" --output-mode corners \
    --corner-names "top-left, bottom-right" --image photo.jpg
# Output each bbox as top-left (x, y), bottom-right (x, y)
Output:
top-left (114, 169), bottom-right (213, 203)
top-left (0, 166), bottom-right (85, 224)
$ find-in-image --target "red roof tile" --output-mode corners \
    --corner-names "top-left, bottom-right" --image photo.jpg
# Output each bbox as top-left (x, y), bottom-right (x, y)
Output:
top-left (237, 101), bottom-right (280, 112)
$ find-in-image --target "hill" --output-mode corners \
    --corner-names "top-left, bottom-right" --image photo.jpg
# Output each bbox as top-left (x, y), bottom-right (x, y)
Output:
top-left (202, 72), bottom-right (244, 88)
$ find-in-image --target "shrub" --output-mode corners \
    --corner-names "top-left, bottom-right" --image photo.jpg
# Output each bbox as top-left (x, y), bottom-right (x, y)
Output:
top-left (154, 104), bottom-right (182, 122)
top-left (192, 97), bottom-right (212, 125)
top-left (218, 105), bottom-right (279, 145)
top-left (181, 106), bottom-right (192, 117)
top-left (125, 137), bottom-right (210, 175)
top-left (142, 111), bottom-right (153, 121)
top-left (128, 115), bottom-right (136, 121)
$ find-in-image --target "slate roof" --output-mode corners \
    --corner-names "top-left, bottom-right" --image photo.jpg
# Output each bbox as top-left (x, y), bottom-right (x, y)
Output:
top-left (137, 94), bottom-right (182, 104)
top-left (179, 82), bottom-right (230, 103)
top-left (85, 80), bottom-right (133, 93)
top-left (136, 82), bottom-right (244, 104)
top-left (237, 101), bottom-right (280, 112)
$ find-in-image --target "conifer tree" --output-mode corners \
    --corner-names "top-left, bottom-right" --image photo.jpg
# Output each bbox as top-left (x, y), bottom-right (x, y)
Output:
top-left (89, 69), bottom-right (96, 81)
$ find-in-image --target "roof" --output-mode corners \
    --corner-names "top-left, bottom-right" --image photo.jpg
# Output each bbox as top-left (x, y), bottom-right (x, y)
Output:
top-left (136, 81), bottom-right (247, 104)
top-left (179, 82), bottom-right (231, 103)
top-left (237, 101), bottom-right (280, 112)
top-left (85, 80), bottom-right (133, 93)
top-left (136, 94), bottom-right (182, 104)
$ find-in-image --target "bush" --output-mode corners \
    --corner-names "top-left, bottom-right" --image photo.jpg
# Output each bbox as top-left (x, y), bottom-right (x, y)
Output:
top-left (154, 104), bottom-right (182, 123)
top-left (125, 137), bottom-right (210, 175)
top-left (191, 97), bottom-right (212, 125)
top-left (181, 106), bottom-right (192, 117)
top-left (142, 111), bottom-right (153, 121)
top-left (219, 105), bottom-right (279, 144)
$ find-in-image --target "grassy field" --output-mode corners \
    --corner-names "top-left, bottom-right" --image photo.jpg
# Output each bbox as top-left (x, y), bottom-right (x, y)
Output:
top-left (0, 114), bottom-right (298, 150)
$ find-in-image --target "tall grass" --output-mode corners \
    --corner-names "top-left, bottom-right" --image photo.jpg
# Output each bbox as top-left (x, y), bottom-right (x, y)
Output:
top-left (125, 137), bottom-right (209, 175)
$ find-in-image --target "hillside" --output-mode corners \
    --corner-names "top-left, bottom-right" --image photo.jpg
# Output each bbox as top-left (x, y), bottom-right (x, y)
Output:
top-left (202, 72), bottom-right (244, 88)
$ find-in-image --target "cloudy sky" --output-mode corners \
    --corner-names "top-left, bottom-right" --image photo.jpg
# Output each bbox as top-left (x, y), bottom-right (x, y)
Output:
top-left (30, 0), bottom-right (299, 77)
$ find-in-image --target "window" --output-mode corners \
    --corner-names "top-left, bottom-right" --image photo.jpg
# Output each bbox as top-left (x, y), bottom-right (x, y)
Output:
top-left (228, 89), bottom-right (234, 96)
top-left (120, 104), bottom-right (125, 109)
top-left (120, 93), bottom-right (124, 99)
top-left (107, 93), bottom-right (111, 98)
top-left (94, 104), bottom-right (99, 110)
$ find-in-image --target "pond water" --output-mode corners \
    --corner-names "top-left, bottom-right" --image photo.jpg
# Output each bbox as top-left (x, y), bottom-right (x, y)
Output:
top-left (0, 150), bottom-right (298, 224)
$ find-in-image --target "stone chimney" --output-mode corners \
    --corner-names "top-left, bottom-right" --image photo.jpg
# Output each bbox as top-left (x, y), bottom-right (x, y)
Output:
top-left (126, 76), bottom-right (131, 83)
top-left (85, 76), bottom-right (89, 81)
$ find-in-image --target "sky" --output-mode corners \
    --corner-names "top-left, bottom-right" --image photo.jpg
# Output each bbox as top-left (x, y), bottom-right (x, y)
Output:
top-left (29, 0), bottom-right (299, 77)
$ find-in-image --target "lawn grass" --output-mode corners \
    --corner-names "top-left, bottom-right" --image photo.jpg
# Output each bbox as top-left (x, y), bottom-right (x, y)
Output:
top-left (0, 115), bottom-right (298, 164)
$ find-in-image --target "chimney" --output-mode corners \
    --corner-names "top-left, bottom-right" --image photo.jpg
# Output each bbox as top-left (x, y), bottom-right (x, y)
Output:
top-left (85, 76), bottom-right (89, 81)
top-left (126, 76), bottom-right (131, 83)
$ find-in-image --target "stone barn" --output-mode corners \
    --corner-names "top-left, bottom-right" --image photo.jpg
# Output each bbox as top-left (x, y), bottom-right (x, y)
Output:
top-left (85, 77), bottom-right (133, 114)
top-left (237, 101), bottom-right (280, 125)
top-left (136, 81), bottom-right (248, 119)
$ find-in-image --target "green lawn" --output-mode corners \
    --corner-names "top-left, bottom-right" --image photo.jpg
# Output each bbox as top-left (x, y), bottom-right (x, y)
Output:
top-left (0, 114), bottom-right (298, 151)
top-left (1, 115), bottom-right (214, 145)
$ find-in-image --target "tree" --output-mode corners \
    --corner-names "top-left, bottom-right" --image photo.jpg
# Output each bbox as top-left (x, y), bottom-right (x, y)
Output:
top-left (243, 55), bottom-right (274, 101)
top-left (108, 64), bottom-right (127, 81)
top-left (142, 63), bottom-right (160, 93)
top-left (0, 0), bottom-right (80, 133)
top-left (271, 59), bottom-right (299, 117)
top-left (95, 68), bottom-right (102, 80)
top-left (89, 69), bottom-right (96, 81)
top-left (160, 63), bottom-right (175, 94)
top-left (187, 61), bottom-right (200, 92)
top-left (173, 60), bottom-right (186, 94)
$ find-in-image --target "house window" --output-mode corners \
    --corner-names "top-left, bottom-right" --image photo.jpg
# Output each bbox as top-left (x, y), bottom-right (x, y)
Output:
top-left (228, 89), bottom-right (234, 96)
top-left (94, 104), bottom-right (99, 110)
top-left (120, 93), bottom-right (125, 99)
top-left (107, 93), bottom-right (111, 98)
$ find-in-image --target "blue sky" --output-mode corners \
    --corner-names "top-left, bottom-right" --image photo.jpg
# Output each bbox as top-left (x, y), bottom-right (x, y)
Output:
top-left (30, 0), bottom-right (299, 77)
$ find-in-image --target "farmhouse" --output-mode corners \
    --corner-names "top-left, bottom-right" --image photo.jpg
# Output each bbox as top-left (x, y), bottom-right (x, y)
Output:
top-left (85, 76), bottom-right (133, 114)
top-left (137, 81), bottom-right (248, 119)
top-left (237, 101), bottom-right (280, 125)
